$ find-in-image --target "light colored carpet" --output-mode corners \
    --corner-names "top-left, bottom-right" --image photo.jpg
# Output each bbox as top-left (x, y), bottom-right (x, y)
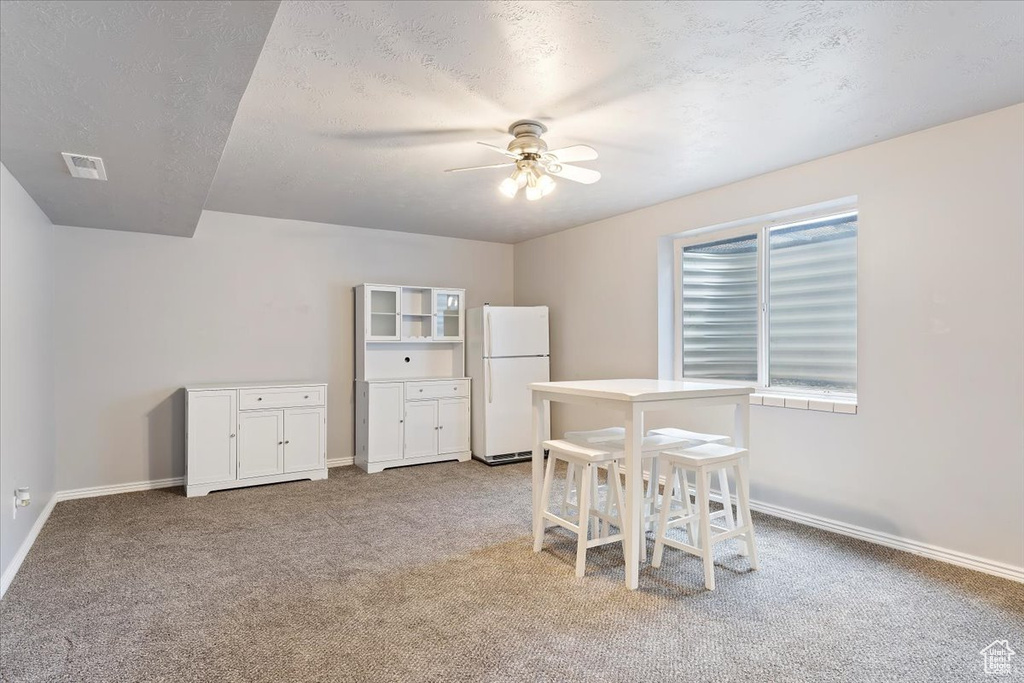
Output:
top-left (1, 461), bottom-right (1021, 682)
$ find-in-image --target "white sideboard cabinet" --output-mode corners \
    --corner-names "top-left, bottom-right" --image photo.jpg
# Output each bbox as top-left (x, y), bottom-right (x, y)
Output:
top-left (354, 283), bottom-right (471, 473)
top-left (355, 379), bottom-right (470, 473)
top-left (186, 382), bottom-right (328, 496)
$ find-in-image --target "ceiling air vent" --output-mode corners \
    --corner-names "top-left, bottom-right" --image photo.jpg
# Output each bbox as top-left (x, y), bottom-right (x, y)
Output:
top-left (61, 152), bottom-right (107, 180)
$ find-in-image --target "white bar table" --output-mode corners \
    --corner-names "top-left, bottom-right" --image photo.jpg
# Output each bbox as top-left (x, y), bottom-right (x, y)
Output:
top-left (529, 379), bottom-right (753, 590)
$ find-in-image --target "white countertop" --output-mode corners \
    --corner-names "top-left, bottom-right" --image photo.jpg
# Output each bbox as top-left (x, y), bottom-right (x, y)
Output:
top-left (528, 378), bottom-right (752, 402)
top-left (185, 380), bottom-right (327, 391)
top-left (364, 377), bottom-right (470, 383)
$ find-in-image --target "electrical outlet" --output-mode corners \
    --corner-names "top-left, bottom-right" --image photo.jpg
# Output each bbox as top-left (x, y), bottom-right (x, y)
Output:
top-left (13, 487), bottom-right (30, 518)
top-left (12, 492), bottom-right (17, 520)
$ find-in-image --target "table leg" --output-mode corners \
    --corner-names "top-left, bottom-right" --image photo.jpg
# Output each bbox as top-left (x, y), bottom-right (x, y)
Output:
top-left (733, 398), bottom-right (750, 555)
top-left (623, 403), bottom-right (644, 590)
top-left (733, 398), bottom-right (749, 449)
top-left (532, 393), bottom-right (548, 551)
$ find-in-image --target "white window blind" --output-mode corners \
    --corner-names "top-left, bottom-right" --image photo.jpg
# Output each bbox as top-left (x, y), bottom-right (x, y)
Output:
top-left (767, 214), bottom-right (857, 392)
top-left (681, 234), bottom-right (758, 380)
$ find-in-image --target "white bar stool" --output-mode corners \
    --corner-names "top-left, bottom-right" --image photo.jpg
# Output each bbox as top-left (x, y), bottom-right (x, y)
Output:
top-left (651, 443), bottom-right (758, 590)
top-left (561, 428), bottom-right (629, 518)
top-left (564, 429), bottom-right (694, 560)
top-left (647, 427), bottom-right (734, 530)
top-left (536, 440), bottom-right (627, 577)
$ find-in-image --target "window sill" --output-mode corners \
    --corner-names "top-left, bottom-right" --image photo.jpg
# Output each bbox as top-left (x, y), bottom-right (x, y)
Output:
top-left (751, 393), bottom-right (857, 414)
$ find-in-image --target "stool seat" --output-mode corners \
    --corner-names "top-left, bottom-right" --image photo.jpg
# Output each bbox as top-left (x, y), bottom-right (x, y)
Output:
top-left (662, 443), bottom-right (747, 466)
top-left (646, 427), bottom-right (730, 445)
top-left (599, 433), bottom-right (690, 453)
top-left (542, 439), bottom-right (617, 463)
top-left (563, 427), bottom-right (625, 444)
top-left (565, 427), bottom-right (729, 447)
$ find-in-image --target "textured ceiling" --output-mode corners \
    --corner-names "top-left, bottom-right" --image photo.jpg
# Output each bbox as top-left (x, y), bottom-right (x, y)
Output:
top-left (2, 2), bottom-right (1022, 242)
top-left (205, 0), bottom-right (1024, 243)
top-left (0, 1), bottom-right (280, 237)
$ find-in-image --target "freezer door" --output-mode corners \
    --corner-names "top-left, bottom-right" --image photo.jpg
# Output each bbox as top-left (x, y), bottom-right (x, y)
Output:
top-left (484, 306), bottom-right (549, 358)
top-left (484, 355), bottom-right (550, 457)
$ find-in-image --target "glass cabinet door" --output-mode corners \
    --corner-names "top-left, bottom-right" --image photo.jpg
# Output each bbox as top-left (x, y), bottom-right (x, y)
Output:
top-left (367, 286), bottom-right (401, 340)
top-left (433, 289), bottom-right (464, 340)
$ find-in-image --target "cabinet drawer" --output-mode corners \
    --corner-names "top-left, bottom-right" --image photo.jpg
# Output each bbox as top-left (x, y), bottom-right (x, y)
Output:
top-left (239, 386), bottom-right (325, 410)
top-left (406, 379), bottom-right (469, 400)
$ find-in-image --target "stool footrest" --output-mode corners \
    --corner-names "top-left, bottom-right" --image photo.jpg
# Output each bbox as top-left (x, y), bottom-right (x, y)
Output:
top-left (658, 537), bottom-right (701, 556)
top-left (660, 506), bottom-right (728, 528)
top-left (543, 509), bottom-right (623, 532)
top-left (542, 511), bottom-right (580, 533)
top-left (586, 533), bottom-right (624, 548)
top-left (709, 525), bottom-right (753, 544)
top-left (664, 512), bottom-right (699, 529)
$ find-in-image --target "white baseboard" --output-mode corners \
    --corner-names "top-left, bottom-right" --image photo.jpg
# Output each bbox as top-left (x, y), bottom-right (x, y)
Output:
top-left (663, 478), bottom-right (1024, 583)
top-left (1, 494), bottom-right (57, 599)
top-left (746, 498), bottom-right (1024, 583)
top-left (633, 466), bottom-right (1023, 583)
top-left (56, 476), bottom-right (184, 501)
top-left (55, 463), bottom-right (354, 500)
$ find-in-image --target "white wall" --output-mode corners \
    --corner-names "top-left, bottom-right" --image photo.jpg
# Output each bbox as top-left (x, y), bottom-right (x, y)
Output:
top-left (0, 163), bottom-right (56, 588)
top-left (515, 104), bottom-right (1024, 570)
top-left (53, 211), bottom-right (513, 490)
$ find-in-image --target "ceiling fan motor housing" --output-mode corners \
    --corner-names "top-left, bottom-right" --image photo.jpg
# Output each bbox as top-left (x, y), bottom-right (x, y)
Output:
top-left (507, 119), bottom-right (548, 155)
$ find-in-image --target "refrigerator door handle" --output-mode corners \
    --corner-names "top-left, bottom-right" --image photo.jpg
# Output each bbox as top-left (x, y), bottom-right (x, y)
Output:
top-left (486, 358), bottom-right (493, 403)
top-left (486, 311), bottom-right (492, 359)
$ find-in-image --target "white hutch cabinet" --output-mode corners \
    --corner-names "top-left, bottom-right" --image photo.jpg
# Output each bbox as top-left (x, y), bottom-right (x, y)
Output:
top-left (354, 284), bottom-right (470, 473)
top-left (185, 382), bottom-right (328, 496)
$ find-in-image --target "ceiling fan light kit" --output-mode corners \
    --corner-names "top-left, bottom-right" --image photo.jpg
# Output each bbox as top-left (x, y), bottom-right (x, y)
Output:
top-left (498, 175), bottom-right (519, 198)
top-left (444, 119), bottom-right (601, 201)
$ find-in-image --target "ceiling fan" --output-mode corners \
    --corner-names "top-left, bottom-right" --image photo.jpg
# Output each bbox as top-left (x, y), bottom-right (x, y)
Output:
top-left (444, 120), bottom-right (601, 200)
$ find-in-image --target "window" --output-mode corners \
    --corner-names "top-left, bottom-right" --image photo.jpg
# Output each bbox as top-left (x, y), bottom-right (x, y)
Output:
top-left (675, 209), bottom-right (857, 399)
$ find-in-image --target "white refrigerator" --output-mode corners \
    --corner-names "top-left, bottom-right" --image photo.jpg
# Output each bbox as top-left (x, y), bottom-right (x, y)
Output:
top-left (467, 305), bottom-right (550, 465)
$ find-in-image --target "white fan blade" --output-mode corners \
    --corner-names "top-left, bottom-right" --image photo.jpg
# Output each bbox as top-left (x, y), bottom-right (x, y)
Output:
top-left (443, 162), bottom-right (516, 173)
top-left (549, 163), bottom-right (601, 184)
top-left (546, 144), bottom-right (598, 163)
top-left (477, 141), bottom-right (520, 159)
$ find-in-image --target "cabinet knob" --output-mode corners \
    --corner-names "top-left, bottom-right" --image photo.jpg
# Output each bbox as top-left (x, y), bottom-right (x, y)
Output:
top-left (399, 419), bottom-right (403, 423)
top-left (230, 433), bottom-right (236, 438)
top-left (278, 441), bottom-right (283, 445)
top-left (257, 397), bottom-right (263, 402)
top-left (285, 440), bottom-right (290, 444)
top-left (304, 395), bottom-right (309, 399)
top-left (439, 425), bottom-right (444, 429)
